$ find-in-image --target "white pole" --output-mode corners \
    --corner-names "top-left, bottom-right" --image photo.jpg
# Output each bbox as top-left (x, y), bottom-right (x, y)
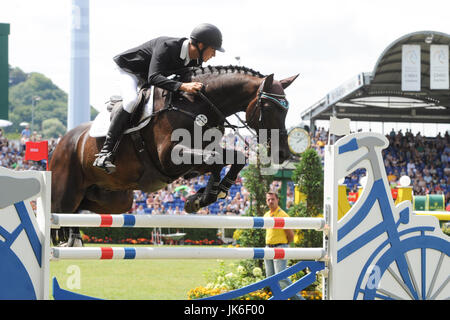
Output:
top-left (51, 214), bottom-right (326, 230)
top-left (51, 247), bottom-right (326, 261)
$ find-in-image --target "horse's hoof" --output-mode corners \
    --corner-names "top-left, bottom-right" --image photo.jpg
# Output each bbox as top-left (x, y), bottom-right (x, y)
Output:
top-left (72, 238), bottom-right (84, 247)
top-left (67, 235), bottom-right (84, 247)
top-left (185, 197), bottom-right (201, 213)
top-left (57, 240), bottom-right (82, 247)
top-left (217, 190), bottom-right (227, 199)
top-left (66, 238), bottom-right (83, 247)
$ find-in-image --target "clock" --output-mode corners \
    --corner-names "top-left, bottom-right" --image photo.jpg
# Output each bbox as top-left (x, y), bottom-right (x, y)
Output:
top-left (287, 127), bottom-right (310, 156)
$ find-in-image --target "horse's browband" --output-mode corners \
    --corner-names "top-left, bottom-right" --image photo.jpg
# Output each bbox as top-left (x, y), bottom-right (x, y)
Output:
top-left (260, 93), bottom-right (289, 109)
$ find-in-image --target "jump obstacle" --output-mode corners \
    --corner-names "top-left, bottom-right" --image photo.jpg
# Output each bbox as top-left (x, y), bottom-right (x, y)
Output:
top-left (0, 132), bottom-right (449, 300)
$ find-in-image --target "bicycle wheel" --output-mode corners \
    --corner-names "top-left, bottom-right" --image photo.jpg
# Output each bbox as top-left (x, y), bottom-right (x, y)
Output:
top-left (358, 235), bottom-right (449, 300)
top-left (0, 245), bottom-right (37, 299)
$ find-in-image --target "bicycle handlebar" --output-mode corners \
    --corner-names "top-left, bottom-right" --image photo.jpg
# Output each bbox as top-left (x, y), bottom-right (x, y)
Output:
top-left (338, 138), bottom-right (359, 154)
top-left (338, 135), bottom-right (387, 180)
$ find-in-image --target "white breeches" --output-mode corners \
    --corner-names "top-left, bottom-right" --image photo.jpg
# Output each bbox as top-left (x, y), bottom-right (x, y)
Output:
top-left (116, 67), bottom-right (140, 113)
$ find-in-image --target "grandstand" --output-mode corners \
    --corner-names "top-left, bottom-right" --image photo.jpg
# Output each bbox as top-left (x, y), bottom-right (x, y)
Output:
top-left (0, 123), bottom-right (448, 215)
top-left (300, 30), bottom-right (450, 211)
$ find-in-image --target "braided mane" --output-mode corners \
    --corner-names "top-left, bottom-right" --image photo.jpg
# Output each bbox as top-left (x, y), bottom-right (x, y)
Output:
top-left (191, 65), bottom-right (266, 78)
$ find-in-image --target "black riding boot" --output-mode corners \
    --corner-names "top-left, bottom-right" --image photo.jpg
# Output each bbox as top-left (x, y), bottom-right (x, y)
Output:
top-left (93, 108), bottom-right (131, 174)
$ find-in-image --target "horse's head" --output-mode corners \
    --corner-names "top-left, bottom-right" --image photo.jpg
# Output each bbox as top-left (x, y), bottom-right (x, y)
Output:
top-left (246, 73), bottom-right (299, 164)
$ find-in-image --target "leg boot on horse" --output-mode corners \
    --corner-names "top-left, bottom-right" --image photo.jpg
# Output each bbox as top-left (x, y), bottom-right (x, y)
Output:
top-left (183, 147), bottom-right (247, 213)
top-left (51, 225), bottom-right (83, 247)
top-left (185, 165), bottom-right (223, 213)
top-left (218, 149), bottom-right (246, 199)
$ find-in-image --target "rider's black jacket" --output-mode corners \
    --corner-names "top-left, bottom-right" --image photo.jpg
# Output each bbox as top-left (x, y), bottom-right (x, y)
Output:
top-left (113, 37), bottom-right (201, 92)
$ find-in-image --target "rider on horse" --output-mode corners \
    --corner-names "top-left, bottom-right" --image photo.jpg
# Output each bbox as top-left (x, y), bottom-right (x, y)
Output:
top-left (93, 23), bottom-right (225, 173)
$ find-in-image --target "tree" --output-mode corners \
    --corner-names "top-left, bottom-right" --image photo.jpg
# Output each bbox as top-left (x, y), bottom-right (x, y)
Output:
top-left (7, 72), bottom-right (68, 134)
top-left (6, 67), bottom-right (98, 135)
top-left (241, 157), bottom-right (274, 218)
top-left (286, 148), bottom-right (325, 294)
top-left (8, 66), bottom-right (27, 87)
top-left (236, 146), bottom-right (275, 269)
top-left (289, 148), bottom-right (324, 248)
top-left (292, 148), bottom-right (324, 215)
top-left (42, 118), bottom-right (66, 138)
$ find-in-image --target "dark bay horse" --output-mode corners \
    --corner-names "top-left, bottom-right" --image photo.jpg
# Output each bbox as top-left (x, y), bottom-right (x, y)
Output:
top-left (49, 65), bottom-right (298, 245)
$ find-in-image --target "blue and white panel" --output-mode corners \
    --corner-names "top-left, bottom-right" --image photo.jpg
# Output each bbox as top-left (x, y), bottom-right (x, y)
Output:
top-left (0, 167), bottom-right (49, 300)
top-left (327, 132), bottom-right (450, 300)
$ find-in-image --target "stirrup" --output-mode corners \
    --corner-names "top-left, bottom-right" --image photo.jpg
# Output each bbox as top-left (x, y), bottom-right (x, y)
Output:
top-left (93, 152), bottom-right (116, 174)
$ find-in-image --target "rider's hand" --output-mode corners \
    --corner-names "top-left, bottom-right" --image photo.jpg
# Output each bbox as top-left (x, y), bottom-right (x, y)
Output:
top-left (179, 82), bottom-right (204, 94)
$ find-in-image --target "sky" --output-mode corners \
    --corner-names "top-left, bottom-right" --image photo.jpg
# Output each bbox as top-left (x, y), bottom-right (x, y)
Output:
top-left (1, 0), bottom-right (449, 134)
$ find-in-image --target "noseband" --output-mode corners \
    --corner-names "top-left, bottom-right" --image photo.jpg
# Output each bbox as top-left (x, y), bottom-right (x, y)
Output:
top-left (250, 80), bottom-right (289, 140)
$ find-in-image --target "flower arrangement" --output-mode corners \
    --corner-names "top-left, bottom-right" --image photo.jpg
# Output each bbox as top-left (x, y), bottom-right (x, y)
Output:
top-left (81, 234), bottom-right (222, 245)
top-left (81, 234), bottom-right (115, 244)
top-left (186, 258), bottom-right (324, 300)
top-left (301, 290), bottom-right (322, 300)
top-left (187, 261), bottom-right (271, 300)
top-left (184, 239), bottom-right (222, 245)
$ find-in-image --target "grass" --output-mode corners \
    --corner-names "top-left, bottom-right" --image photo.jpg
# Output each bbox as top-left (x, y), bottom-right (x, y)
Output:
top-left (50, 244), bottom-right (236, 300)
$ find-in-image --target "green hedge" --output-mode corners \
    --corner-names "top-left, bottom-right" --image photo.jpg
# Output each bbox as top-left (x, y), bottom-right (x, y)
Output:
top-left (81, 227), bottom-right (218, 242)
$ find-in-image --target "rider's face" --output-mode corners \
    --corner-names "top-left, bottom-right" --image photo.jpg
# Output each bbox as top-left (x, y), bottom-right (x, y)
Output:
top-left (197, 43), bottom-right (216, 62)
top-left (202, 46), bottom-right (216, 62)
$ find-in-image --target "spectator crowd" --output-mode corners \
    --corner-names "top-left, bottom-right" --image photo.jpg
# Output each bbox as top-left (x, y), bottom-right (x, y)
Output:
top-left (0, 125), bottom-right (449, 213)
top-left (0, 126), bottom-right (60, 171)
top-left (311, 127), bottom-right (450, 210)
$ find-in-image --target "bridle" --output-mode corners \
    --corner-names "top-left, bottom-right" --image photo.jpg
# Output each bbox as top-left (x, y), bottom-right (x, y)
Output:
top-left (193, 76), bottom-right (289, 151)
top-left (249, 78), bottom-right (289, 142)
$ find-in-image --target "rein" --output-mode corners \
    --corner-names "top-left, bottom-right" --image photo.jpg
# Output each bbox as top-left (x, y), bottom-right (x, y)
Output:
top-left (142, 73), bottom-right (289, 153)
top-left (197, 89), bottom-right (253, 149)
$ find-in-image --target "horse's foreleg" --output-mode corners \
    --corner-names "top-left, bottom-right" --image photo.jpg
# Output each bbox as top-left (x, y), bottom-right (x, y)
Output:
top-left (199, 166), bottom-right (222, 206)
top-left (183, 147), bottom-right (246, 213)
top-left (67, 227), bottom-right (83, 247)
top-left (51, 168), bottom-right (86, 247)
top-left (185, 165), bottom-right (223, 213)
top-left (217, 148), bottom-right (246, 199)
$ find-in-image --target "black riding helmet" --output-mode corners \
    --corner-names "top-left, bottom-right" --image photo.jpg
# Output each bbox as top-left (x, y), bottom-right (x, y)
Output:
top-left (190, 23), bottom-right (225, 56)
top-left (190, 23), bottom-right (225, 52)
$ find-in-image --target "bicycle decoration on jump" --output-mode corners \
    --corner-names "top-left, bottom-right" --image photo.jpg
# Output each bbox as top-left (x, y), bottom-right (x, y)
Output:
top-left (0, 131), bottom-right (448, 299)
top-left (326, 132), bottom-right (449, 300)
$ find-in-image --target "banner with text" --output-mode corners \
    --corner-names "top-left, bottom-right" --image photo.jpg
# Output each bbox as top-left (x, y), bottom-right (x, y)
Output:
top-left (402, 45), bottom-right (421, 91)
top-left (430, 44), bottom-right (449, 90)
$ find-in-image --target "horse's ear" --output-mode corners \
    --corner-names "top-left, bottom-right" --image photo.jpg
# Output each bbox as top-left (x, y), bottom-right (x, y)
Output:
top-left (262, 74), bottom-right (274, 91)
top-left (280, 74), bottom-right (299, 89)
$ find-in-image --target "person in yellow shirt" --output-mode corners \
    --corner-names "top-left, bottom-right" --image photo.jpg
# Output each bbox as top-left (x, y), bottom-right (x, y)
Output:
top-left (264, 192), bottom-right (304, 300)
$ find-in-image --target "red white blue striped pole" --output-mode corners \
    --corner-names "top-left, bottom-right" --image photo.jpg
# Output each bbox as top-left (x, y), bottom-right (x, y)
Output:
top-left (51, 247), bottom-right (326, 261)
top-left (51, 214), bottom-right (326, 230)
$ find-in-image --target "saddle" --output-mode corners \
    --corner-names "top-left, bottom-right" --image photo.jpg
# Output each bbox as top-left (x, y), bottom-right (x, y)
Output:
top-left (89, 70), bottom-right (191, 138)
top-left (89, 87), bottom-right (154, 138)
top-left (108, 87), bottom-right (152, 125)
